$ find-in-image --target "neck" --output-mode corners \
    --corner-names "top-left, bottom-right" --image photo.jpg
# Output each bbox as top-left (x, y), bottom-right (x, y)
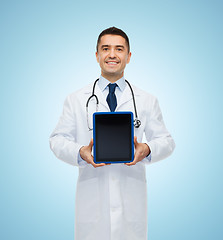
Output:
top-left (101, 72), bottom-right (123, 83)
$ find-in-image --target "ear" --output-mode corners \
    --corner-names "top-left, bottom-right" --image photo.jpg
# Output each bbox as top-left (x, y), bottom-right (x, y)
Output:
top-left (127, 51), bottom-right (132, 64)
top-left (96, 51), bottom-right (99, 63)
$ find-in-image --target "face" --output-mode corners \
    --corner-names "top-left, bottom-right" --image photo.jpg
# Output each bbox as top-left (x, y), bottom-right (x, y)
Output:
top-left (96, 34), bottom-right (131, 82)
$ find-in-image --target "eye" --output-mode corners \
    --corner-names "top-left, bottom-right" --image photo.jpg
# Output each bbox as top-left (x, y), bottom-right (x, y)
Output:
top-left (117, 48), bottom-right (123, 52)
top-left (103, 47), bottom-right (109, 51)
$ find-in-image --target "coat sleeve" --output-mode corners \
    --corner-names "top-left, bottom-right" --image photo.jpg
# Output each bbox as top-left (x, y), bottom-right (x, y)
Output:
top-left (144, 97), bottom-right (175, 163)
top-left (49, 95), bottom-right (87, 167)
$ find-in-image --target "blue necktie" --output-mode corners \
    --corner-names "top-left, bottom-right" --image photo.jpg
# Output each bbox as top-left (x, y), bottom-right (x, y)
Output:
top-left (106, 83), bottom-right (117, 112)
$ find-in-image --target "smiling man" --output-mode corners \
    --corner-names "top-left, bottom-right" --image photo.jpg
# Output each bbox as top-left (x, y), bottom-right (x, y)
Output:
top-left (96, 34), bottom-right (131, 82)
top-left (50, 27), bottom-right (175, 240)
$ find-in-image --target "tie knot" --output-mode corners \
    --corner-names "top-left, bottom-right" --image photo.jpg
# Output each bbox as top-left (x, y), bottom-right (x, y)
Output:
top-left (108, 83), bottom-right (117, 94)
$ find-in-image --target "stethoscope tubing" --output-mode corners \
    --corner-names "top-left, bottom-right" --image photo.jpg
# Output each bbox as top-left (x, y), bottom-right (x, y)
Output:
top-left (86, 79), bottom-right (141, 130)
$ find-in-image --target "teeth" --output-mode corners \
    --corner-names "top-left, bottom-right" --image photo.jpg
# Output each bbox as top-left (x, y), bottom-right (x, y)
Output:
top-left (107, 62), bottom-right (118, 65)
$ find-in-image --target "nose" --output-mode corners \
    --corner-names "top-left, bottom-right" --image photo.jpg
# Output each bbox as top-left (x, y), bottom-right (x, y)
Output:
top-left (108, 48), bottom-right (116, 58)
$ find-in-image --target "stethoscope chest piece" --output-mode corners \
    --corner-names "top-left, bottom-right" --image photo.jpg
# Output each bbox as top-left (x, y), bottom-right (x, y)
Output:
top-left (134, 119), bottom-right (141, 128)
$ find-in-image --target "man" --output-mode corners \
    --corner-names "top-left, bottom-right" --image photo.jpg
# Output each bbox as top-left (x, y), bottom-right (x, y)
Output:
top-left (50, 27), bottom-right (175, 240)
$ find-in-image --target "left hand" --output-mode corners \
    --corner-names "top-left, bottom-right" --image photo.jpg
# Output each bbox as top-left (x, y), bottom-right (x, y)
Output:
top-left (125, 136), bottom-right (151, 166)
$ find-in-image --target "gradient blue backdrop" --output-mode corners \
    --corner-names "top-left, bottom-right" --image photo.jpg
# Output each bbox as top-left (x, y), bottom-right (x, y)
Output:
top-left (1, 0), bottom-right (222, 239)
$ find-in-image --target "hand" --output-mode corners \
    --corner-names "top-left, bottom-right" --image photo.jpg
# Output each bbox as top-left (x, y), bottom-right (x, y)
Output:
top-left (79, 139), bottom-right (106, 168)
top-left (125, 136), bottom-right (151, 166)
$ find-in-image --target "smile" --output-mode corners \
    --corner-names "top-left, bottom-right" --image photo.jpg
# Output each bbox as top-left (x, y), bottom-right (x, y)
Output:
top-left (106, 61), bottom-right (119, 65)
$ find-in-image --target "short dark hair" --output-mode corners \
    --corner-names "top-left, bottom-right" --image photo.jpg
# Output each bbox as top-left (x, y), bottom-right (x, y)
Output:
top-left (96, 27), bottom-right (130, 52)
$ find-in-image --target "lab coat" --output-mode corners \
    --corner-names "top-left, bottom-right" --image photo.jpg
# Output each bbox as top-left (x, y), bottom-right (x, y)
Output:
top-left (49, 81), bottom-right (175, 240)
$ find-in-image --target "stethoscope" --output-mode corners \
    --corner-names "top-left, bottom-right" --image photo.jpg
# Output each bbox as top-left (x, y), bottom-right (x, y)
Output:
top-left (86, 79), bottom-right (141, 131)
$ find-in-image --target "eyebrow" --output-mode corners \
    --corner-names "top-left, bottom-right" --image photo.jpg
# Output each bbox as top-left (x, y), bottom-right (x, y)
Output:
top-left (101, 45), bottom-right (125, 49)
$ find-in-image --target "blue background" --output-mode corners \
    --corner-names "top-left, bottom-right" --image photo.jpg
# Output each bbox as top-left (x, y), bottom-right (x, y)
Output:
top-left (1, 0), bottom-right (222, 239)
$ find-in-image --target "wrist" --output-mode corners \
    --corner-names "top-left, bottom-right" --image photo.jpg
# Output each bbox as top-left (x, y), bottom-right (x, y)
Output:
top-left (144, 143), bottom-right (151, 157)
top-left (79, 146), bottom-right (85, 158)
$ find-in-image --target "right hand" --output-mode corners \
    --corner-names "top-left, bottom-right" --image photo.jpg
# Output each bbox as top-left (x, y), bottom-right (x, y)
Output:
top-left (79, 139), bottom-right (106, 168)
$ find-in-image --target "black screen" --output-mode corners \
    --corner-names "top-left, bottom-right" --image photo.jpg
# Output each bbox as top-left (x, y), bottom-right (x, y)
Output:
top-left (94, 113), bottom-right (133, 163)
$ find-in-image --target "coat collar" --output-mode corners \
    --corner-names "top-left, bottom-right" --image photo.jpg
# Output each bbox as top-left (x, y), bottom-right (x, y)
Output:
top-left (84, 80), bottom-right (140, 111)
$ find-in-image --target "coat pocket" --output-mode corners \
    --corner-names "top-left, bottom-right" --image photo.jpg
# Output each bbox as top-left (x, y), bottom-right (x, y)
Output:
top-left (75, 178), bottom-right (100, 223)
top-left (123, 176), bottom-right (147, 222)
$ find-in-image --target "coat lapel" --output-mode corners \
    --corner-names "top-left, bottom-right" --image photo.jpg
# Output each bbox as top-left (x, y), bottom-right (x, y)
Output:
top-left (95, 84), bottom-right (109, 110)
top-left (116, 84), bottom-right (140, 111)
top-left (84, 82), bottom-right (109, 110)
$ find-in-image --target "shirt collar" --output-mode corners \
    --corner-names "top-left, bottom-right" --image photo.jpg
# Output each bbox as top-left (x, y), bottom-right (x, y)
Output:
top-left (98, 75), bottom-right (126, 92)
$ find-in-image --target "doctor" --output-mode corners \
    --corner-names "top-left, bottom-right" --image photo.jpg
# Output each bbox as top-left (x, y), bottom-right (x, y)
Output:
top-left (50, 27), bottom-right (175, 240)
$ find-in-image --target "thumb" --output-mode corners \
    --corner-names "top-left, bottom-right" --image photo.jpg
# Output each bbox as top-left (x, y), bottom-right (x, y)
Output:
top-left (134, 136), bottom-right (138, 146)
top-left (89, 138), bottom-right (94, 148)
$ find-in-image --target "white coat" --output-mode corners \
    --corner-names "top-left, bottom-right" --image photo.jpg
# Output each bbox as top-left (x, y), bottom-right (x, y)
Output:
top-left (49, 81), bottom-right (175, 240)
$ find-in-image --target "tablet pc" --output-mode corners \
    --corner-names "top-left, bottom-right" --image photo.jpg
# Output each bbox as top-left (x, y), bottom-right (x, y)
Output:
top-left (93, 112), bottom-right (134, 164)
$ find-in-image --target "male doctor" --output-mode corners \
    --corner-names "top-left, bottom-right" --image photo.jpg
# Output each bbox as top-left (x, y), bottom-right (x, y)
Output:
top-left (50, 27), bottom-right (175, 240)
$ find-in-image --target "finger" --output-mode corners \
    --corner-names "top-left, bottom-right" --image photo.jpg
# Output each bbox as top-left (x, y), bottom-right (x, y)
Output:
top-left (92, 162), bottom-right (106, 168)
top-left (95, 163), bottom-right (106, 167)
top-left (87, 155), bottom-right (106, 168)
top-left (125, 151), bottom-right (140, 166)
top-left (125, 160), bottom-right (136, 166)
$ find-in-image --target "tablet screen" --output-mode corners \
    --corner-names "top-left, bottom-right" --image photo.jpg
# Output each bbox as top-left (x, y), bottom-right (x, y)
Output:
top-left (93, 112), bottom-right (134, 163)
